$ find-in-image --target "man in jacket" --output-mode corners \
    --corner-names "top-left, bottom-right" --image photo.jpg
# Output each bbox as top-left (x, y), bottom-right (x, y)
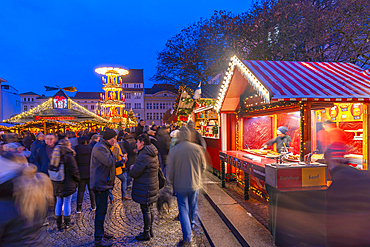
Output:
top-left (167, 127), bottom-right (206, 246)
top-left (30, 133), bottom-right (56, 175)
top-left (134, 119), bottom-right (145, 139)
top-left (90, 128), bottom-right (120, 247)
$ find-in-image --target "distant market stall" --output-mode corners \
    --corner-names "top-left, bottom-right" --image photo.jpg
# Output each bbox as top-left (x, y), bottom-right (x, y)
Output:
top-left (174, 81), bottom-right (222, 176)
top-left (3, 90), bottom-right (109, 133)
top-left (216, 56), bottom-right (370, 246)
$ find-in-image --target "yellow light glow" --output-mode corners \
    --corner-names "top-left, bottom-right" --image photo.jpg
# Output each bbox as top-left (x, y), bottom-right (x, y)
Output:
top-left (95, 67), bottom-right (129, 76)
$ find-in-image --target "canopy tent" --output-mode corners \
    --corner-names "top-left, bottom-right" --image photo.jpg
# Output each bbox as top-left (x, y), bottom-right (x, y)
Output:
top-left (216, 56), bottom-right (370, 113)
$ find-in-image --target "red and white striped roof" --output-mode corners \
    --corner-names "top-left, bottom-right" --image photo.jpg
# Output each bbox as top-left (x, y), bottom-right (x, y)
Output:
top-left (243, 60), bottom-right (370, 101)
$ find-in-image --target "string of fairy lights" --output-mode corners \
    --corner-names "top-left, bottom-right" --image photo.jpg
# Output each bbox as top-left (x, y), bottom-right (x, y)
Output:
top-left (215, 55), bottom-right (270, 112)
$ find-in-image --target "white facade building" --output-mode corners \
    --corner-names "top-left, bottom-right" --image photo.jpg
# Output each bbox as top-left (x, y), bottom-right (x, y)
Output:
top-left (19, 92), bottom-right (51, 113)
top-left (121, 69), bottom-right (145, 121)
top-left (144, 84), bottom-right (177, 126)
top-left (73, 92), bottom-right (100, 114)
top-left (1, 85), bottom-right (21, 121)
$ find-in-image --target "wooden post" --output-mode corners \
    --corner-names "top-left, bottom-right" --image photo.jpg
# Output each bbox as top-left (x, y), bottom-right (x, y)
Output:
top-left (43, 122), bottom-right (47, 134)
top-left (221, 160), bottom-right (226, 188)
top-left (244, 173), bottom-right (249, 200)
top-left (363, 103), bottom-right (370, 170)
top-left (300, 102), bottom-right (312, 161)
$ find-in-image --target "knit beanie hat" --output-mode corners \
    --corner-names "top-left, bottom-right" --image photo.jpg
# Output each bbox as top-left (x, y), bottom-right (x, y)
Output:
top-left (103, 128), bottom-right (117, 140)
top-left (277, 126), bottom-right (288, 134)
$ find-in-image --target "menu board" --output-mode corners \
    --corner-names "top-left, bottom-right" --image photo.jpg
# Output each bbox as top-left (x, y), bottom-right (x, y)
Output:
top-left (316, 103), bottom-right (363, 122)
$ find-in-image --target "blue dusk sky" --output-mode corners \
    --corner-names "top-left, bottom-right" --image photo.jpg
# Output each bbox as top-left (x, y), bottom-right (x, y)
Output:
top-left (0, 0), bottom-right (252, 95)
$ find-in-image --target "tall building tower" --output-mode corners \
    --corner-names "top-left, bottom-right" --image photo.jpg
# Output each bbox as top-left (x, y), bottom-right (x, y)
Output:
top-left (95, 67), bottom-right (128, 123)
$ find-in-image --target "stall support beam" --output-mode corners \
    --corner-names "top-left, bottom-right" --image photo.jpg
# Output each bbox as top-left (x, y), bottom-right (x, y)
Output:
top-left (221, 160), bottom-right (226, 188)
top-left (43, 122), bottom-right (47, 134)
top-left (300, 102), bottom-right (312, 161)
top-left (364, 103), bottom-right (370, 170)
top-left (244, 173), bottom-right (249, 200)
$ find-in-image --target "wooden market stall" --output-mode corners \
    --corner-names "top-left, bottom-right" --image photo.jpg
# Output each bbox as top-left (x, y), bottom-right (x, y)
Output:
top-left (174, 83), bottom-right (223, 176)
top-left (3, 90), bottom-right (109, 133)
top-left (215, 56), bottom-right (370, 246)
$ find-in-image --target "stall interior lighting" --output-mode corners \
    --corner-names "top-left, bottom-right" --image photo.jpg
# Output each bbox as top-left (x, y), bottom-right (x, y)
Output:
top-left (215, 56), bottom-right (270, 112)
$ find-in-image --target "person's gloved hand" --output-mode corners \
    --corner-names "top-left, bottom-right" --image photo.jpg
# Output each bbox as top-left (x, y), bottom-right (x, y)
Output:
top-left (115, 160), bottom-right (124, 167)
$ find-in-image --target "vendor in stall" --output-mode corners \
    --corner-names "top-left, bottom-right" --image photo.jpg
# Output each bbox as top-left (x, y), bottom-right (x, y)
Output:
top-left (263, 126), bottom-right (291, 153)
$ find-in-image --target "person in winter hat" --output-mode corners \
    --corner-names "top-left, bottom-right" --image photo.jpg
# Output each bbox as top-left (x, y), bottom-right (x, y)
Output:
top-left (263, 126), bottom-right (291, 153)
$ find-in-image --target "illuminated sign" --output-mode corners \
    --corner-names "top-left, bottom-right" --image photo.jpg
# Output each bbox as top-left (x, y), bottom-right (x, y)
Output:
top-left (54, 95), bottom-right (68, 109)
top-left (35, 116), bottom-right (75, 121)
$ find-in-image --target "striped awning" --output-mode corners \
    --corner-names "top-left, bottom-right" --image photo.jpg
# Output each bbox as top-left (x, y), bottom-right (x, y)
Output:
top-left (243, 60), bottom-right (370, 101)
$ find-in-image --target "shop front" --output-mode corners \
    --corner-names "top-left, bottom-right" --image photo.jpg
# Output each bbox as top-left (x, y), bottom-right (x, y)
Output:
top-left (216, 56), bottom-right (370, 246)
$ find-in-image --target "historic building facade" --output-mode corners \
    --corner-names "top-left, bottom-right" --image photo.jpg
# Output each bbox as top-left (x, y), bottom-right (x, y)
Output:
top-left (144, 84), bottom-right (177, 125)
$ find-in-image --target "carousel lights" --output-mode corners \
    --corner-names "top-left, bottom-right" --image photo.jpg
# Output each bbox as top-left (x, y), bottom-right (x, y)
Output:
top-left (95, 67), bottom-right (129, 76)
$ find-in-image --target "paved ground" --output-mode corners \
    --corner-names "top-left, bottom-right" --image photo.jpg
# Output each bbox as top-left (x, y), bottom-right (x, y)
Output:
top-left (42, 178), bottom-right (211, 247)
top-left (205, 172), bottom-right (270, 229)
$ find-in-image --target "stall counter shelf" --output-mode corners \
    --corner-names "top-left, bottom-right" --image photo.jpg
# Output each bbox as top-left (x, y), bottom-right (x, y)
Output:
top-left (219, 150), bottom-right (329, 246)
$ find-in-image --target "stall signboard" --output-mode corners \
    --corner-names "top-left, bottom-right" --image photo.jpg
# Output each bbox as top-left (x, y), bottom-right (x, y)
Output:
top-left (35, 116), bottom-right (76, 121)
top-left (265, 164), bottom-right (327, 189)
top-left (276, 168), bottom-right (302, 188)
top-left (301, 167), bottom-right (326, 187)
top-left (316, 103), bottom-right (363, 122)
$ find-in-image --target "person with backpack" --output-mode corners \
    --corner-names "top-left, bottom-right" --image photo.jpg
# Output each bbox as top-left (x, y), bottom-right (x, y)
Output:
top-left (49, 139), bottom-right (80, 231)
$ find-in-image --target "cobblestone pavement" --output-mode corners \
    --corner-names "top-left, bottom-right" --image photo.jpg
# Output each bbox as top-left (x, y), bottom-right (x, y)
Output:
top-left (206, 172), bottom-right (270, 229)
top-left (42, 178), bottom-right (211, 247)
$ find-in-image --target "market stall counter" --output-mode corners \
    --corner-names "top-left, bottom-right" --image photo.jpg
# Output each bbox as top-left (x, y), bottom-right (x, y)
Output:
top-left (220, 150), bottom-right (328, 246)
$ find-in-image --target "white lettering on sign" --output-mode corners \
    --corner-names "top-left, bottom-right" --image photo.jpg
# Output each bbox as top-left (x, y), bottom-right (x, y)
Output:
top-left (280, 175), bottom-right (300, 181)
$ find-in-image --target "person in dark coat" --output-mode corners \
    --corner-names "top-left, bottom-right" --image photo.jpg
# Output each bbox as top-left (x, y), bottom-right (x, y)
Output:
top-left (90, 128), bottom-right (123, 247)
top-left (120, 133), bottom-right (137, 190)
top-left (0, 152), bottom-right (53, 247)
top-left (134, 119), bottom-right (145, 139)
top-left (22, 131), bottom-right (34, 150)
top-left (30, 133), bottom-right (56, 175)
top-left (50, 139), bottom-right (80, 231)
top-left (30, 132), bottom-right (44, 154)
top-left (156, 126), bottom-right (171, 176)
top-left (325, 142), bottom-right (370, 246)
top-left (89, 134), bottom-right (100, 148)
top-left (129, 134), bottom-right (159, 241)
top-left (75, 136), bottom-right (95, 213)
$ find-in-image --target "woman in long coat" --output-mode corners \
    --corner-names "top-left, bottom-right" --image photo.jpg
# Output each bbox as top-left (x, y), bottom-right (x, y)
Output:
top-left (50, 139), bottom-right (80, 231)
top-left (129, 133), bottom-right (159, 241)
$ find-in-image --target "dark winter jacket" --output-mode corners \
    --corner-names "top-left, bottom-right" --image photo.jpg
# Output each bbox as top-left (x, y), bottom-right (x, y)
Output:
top-left (89, 141), bottom-right (98, 148)
top-left (30, 139), bottom-right (44, 155)
top-left (129, 144), bottom-right (159, 205)
top-left (134, 124), bottom-right (144, 139)
top-left (90, 138), bottom-right (116, 191)
top-left (265, 135), bottom-right (291, 153)
top-left (157, 128), bottom-right (171, 165)
top-left (22, 135), bottom-right (34, 150)
top-left (120, 134), bottom-right (137, 170)
top-left (326, 164), bottom-right (370, 246)
top-left (30, 143), bottom-right (53, 175)
top-left (75, 144), bottom-right (93, 179)
top-left (52, 146), bottom-right (80, 197)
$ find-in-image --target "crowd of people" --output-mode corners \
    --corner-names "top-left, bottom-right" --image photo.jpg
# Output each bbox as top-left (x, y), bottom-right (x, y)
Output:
top-left (0, 120), bottom-right (207, 247)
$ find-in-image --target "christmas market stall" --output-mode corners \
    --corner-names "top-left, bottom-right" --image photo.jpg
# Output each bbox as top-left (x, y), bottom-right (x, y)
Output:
top-left (174, 83), bottom-right (223, 176)
top-left (3, 90), bottom-right (109, 133)
top-left (216, 55), bottom-right (370, 246)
